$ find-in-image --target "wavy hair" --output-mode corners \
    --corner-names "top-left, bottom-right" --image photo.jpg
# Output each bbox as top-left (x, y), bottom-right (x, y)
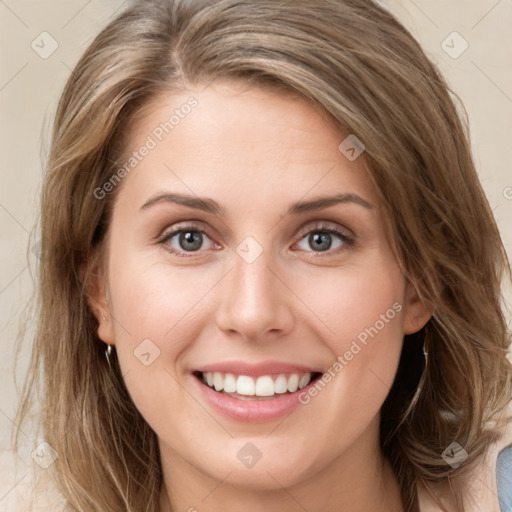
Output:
top-left (14, 0), bottom-right (512, 511)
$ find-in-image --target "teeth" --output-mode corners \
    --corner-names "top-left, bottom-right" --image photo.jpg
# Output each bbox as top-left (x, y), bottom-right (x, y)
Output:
top-left (287, 374), bottom-right (299, 392)
top-left (236, 375), bottom-right (255, 395)
top-left (223, 373), bottom-right (237, 393)
top-left (201, 371), bottom-right (313, 397)
top-left (213, 372), bottom-right (224, 391)
top-left (274, 374), bottom-right (288, 394)
top-left (298, 374), bottom-right (311, 389)
top-left (255, 376), bottom-right (274, 396)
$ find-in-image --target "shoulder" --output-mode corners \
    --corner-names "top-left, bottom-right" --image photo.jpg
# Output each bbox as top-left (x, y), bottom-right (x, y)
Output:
top-left (497, 442), bottom-right (512, 511)
top-left (418, 412), bottom-right (512, 512)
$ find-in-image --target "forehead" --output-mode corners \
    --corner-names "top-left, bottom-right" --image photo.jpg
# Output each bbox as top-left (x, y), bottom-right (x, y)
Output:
top-left (116, 80), bottom-right (377, 214)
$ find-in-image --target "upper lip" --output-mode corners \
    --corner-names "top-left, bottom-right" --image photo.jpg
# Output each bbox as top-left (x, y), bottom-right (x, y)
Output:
top-left (193, 360), bottom-right (321, 377)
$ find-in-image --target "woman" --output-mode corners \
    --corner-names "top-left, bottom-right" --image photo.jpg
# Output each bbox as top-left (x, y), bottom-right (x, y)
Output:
top-left (14, 0), bottom-right (512, 511)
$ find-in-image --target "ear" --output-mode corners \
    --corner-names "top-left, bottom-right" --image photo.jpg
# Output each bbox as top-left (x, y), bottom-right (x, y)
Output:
top-left (82, 253), bottom-right (115, 346)
top-left (403, 280), bottom-right (433, 335)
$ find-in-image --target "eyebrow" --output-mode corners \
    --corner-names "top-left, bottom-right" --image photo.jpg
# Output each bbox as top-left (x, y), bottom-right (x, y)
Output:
top-left (140, 192), bottom-right (224, 215)
top-left (139, 191), bottom-right (373, 216)
top-left (287, 193), bottom-right (373, 214)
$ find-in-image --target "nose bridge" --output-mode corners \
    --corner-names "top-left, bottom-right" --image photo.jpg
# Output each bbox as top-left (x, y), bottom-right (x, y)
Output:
top-left (233, 251), bottom-right (274, 305)
top-left (215, 243), bottom-right (293, 340)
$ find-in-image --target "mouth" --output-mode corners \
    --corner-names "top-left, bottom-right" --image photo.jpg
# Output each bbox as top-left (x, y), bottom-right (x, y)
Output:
top-left (193, 370), bottom-right (323, 400)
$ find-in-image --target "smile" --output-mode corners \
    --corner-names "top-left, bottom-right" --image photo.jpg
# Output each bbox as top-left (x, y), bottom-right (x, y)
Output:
top-left (191, 361), bottom-right (324, 421)
top-left (195, 371), bottom-right (322, 399)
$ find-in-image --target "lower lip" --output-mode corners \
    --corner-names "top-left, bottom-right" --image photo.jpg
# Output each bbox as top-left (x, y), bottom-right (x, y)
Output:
top-left (192, 374), bottom-right (316, 423)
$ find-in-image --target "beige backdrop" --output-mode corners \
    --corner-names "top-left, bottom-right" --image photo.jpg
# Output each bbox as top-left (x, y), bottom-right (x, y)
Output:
top-left (0, 0), bottom-right (511, 510)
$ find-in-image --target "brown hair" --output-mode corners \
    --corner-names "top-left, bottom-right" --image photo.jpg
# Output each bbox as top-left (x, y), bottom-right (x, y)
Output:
top-left (14, 0), bottom-right (512, 511)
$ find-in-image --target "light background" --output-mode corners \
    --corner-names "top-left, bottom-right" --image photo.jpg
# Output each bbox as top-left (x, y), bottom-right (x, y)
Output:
top-left (0, 0), bottom-right (511, 509)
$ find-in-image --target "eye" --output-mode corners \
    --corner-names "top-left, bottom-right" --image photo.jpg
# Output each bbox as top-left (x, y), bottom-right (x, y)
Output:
top-left (159, 223), bottom-right (218, 256)
top-left (293, 222), bottom-right (354, 254)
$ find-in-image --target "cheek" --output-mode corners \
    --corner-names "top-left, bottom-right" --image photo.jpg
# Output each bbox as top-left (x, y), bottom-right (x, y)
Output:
top-left (106, 257), bottom-right (218, 429)
top-left (105, 246), bottom-right (207, 377)
top-left (108, 249), bottom-right (216, 345)
top-left (298, 259), bottom-right (405, 352)
top-left (292, 259), bottom-right (406, 421)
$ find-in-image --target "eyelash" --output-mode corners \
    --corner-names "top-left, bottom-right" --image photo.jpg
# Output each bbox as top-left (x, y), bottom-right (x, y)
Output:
top-left (157, 221), bottom-right (355, 257)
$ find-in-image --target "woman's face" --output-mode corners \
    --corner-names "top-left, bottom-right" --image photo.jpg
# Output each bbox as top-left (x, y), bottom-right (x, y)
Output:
top-left (92, 80), bottom-right (429, 492)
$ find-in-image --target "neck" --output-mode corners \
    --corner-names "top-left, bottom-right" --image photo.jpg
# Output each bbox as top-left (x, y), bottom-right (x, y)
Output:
top-left (158, 420), bottom-right (404, 512)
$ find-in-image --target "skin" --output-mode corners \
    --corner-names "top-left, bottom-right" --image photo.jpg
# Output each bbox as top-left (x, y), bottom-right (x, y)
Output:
top-left (90, 80), bottom-right (431, 512)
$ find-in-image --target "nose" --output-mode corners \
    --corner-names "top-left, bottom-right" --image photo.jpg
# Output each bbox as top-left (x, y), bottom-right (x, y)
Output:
top-left (215, 251), bottom-right (295, 342)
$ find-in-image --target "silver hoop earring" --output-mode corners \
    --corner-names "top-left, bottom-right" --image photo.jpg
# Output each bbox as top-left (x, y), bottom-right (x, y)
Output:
top-left (409, 342), bottom-right (428, 410)
top-left (105, 344), bottom-right (114, 369)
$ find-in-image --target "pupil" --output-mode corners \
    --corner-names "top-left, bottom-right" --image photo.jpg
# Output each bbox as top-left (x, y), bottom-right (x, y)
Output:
top-left (180, 231), bottom-right (202, 251)
top-left (310, 232), bottom-right (331, 251)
